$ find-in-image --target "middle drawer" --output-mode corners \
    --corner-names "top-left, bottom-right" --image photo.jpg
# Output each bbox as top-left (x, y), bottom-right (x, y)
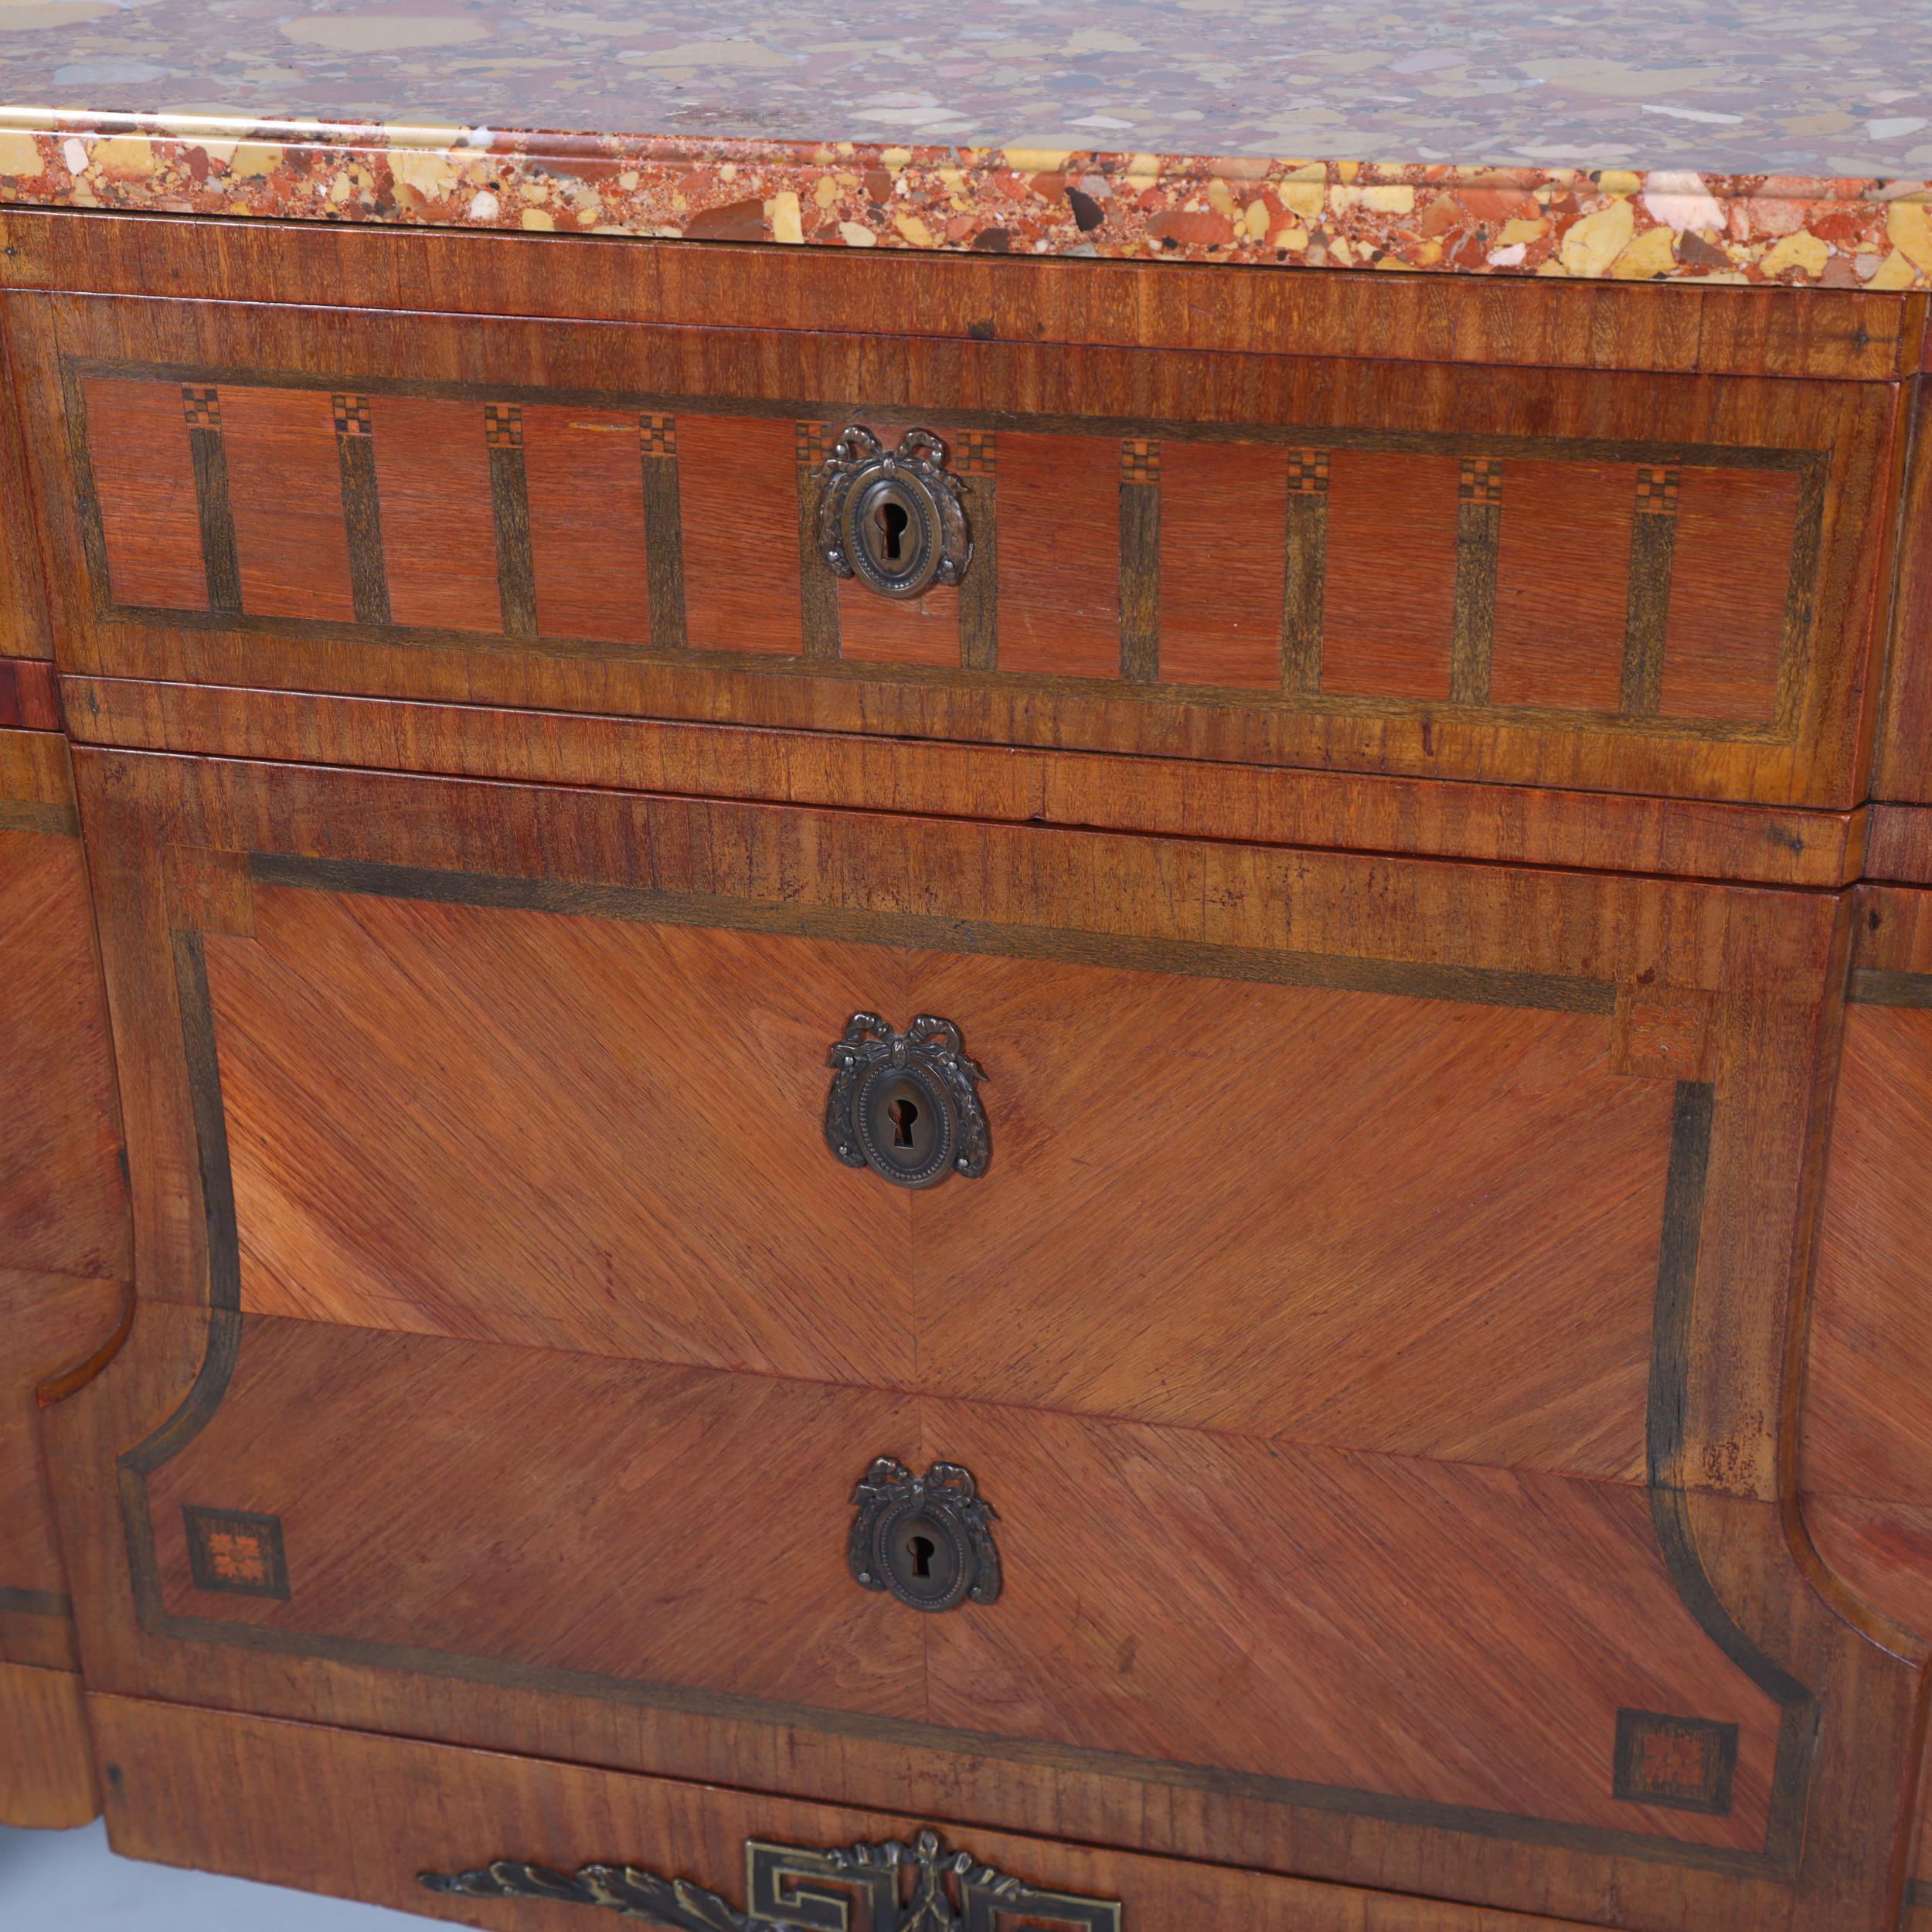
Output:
top-left (56, 743), bottom-right (1852, 1895)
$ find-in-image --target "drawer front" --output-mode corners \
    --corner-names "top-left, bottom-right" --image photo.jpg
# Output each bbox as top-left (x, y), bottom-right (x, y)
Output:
top-left (0, 725), bottom-right (125, 1823)
top-left (49, 746), bottom-right (1914, 1929)
top-left (9, 291), bottom-right (1897, 808)
top-left (1802, 882), bottom-right (1932, 1925)
top-left (97, 1695), bottom-right (1608, 1932)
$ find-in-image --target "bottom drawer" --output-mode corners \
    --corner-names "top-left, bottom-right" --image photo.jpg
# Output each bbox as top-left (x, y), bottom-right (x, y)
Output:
top-left (92, 1692), bottom-right (1598, 1930)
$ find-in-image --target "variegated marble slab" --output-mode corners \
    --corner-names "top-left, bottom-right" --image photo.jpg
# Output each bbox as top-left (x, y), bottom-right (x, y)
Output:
top-left (0, 0), bottom-right (1927, 287)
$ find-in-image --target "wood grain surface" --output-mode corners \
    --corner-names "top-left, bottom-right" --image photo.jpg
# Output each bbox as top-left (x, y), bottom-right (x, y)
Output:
top-left (1800, 883), bottom-right (1932, 1903)
top-left (1875, 379), bottom-right (1932, 804)
top-left (5, 192), bottom-right (1932, 1932)
top-left (0, 656), bottom-right (60, 730)
top-left (69, 747), bottom-right (1843, 1504)
top-left (185, 879), bottom-right (1666, 1476)
top-left (97, 1300), bottom-right (1777, 1848)
top-left (0, 723), bottom-right (128, 1658)
top-left (206, 888), bottom-right (915, 1384)
top-left (0, 1661), bottom-right (97, 1828)
top-left (0, 815), bottom-right (129, 1283)
top-left (0, 299), bottom-right (52, 661)
top-left (56, 675), bottom-right (1869, 887)
top-left (0, 209), bottom-right (1913, 382)
top-left (0, 738), bottom-right (121, 1838)
top-left (906, 948), bottom-right (1669, 1473)
top-left (39, 743), bottom-right (1916, 1929)
top-left (0, 1269), bottom-right (126, 1672)
top-left (92, 1694), bottom-right (1618, 1931)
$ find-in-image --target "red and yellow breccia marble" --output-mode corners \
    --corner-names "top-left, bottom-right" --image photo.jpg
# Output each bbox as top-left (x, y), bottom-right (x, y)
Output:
top-left (6, 111), bottom-right (1930, 290)
top-left (0, 0), bottom-right (1928, 289)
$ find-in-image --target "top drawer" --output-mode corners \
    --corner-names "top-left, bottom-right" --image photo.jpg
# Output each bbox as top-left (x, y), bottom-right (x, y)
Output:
top-left (9, 290), bottom-right (1896, 808)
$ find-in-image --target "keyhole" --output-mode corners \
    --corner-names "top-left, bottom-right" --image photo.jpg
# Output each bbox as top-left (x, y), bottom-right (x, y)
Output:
top-left (888, 1096), bottom-right (919, 1147)
top-left (908, 1533), bottom-right (935, 1580)
top-left (875, 498), bottom-right (910, 563)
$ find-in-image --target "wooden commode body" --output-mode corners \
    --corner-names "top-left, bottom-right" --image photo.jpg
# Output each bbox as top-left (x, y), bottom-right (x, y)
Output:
top-left (5, 25), bottom-right (1932, 1931)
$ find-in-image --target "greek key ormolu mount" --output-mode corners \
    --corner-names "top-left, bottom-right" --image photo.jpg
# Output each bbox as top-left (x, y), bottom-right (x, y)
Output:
top-left (420, 1826), bottom-right (1121, 1929)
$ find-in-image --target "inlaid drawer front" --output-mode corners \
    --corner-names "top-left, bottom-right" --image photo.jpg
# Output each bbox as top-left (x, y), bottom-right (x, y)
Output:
top-left (97, 1697), bottom-right (1626, 1932)
top-left (49, 746), bottom-right (1915, 1929)
top-left (10, 294), bottom-right (1894, 806)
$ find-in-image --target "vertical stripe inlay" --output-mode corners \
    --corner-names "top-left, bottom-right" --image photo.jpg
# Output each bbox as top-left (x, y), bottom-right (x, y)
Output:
top-left (1282, 448), bottom-right (1330, 695)
top-left (1119, 438), bottom-right (1161, 684)
top-left (332, 392), bottom-right (390, 628)
top-left (1621, 464), bottom-right (1681, 716)
top-left (1450, 456), bottom-right (1502, 706)
top-left (484, 403), bottom-right (538, 639)
top-left (182, 385), bottom-right (242, 615)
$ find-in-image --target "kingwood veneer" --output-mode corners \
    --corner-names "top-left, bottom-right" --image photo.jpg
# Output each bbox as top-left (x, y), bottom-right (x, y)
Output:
top-left (2, 87), bottom-right (1932, 1932)
top-left (0, 723), bottom-right (128, 1827)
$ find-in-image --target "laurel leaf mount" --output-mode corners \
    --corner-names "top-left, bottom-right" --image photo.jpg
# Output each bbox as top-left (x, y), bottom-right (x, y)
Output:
top-left (420, 1826), bottom-right (1121, 1930)
top-left (422, 1856), bottom-right (753, 1928)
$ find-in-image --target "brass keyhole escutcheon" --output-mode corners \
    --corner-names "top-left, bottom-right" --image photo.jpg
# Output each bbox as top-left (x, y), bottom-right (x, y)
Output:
top-left (816, 426), bottom-right (972, 600)
top-left (825, 1013), bottom-right (989, 1189)
top-left (849, 1458), bottom-right (1002, 1612)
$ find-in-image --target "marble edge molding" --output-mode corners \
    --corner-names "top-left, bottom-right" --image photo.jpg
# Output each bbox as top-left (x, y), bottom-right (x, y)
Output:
top-left (2, 106), bottom-right (1930, 290)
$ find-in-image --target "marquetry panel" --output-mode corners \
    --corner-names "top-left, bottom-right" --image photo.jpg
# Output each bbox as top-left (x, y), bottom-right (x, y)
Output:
top-left (146, 798), bottom-right (1746, 1486)
top-left (908, 951), bottom-right (1672, 1477)
top-left (922, 1401), bottom-right (1779, 1851)
top-left (994, 430), bottom-right (1121, 678)
top-left (79, 375), bottom-right (207, 612)
top-left (521, 403), bottom-right (656, 648)
top-left (140, 1312), bottom-right (925, 1721)
top-left (216, 383), bottom-right (357, 624)
top-left (18, 290), bottom-right (1879, 804)
top-left (1156, 437), bottom-right (1289, 690)
top-left (49, 744), bottom-right (1913, 1927)
top-left (1657, 468), bottom-right (1802, 724)
top-left (1801, 885), bottom-right (1932, 1911)
top-left (678, 413), bottom-right (803, 657)
top-left (94, 1696), bottom-right (1622, 1932)
top-left (1490, 459), bottom-right (1634, 714)
top-left (174, 876), bottom-right (1689, 1477)
top-left (1803, 884), bottom-right (1932, 1510)
top-left (63, 374), bottom-right (1821, 738)
top-left (367, 394), bottom-right (502, 634)
top-left (115, 1299), bottom-right (1779, 1853)
top-left (203, 886), bottom-right (915, 1386)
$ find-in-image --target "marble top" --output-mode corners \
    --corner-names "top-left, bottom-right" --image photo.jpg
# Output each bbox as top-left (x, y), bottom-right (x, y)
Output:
top-left (0, 0), bottom-right (1927, 289)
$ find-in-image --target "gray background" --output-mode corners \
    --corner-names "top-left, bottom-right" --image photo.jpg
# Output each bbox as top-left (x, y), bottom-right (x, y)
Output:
top-left (0, 1821), bottom-right (420, 1927)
